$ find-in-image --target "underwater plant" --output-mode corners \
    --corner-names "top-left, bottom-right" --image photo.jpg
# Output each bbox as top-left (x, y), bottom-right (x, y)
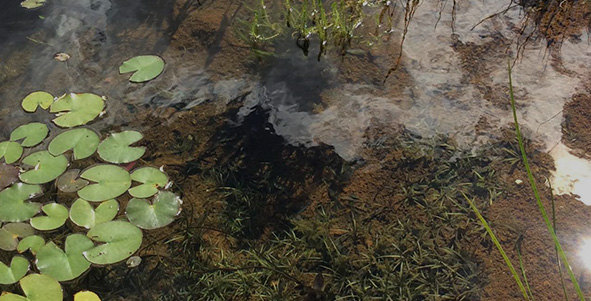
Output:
top-left (0, 54), bottom-right (178, 299)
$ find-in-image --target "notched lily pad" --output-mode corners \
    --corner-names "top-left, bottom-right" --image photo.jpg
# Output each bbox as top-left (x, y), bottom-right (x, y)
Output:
top-left (21, 91), bottom-right (53, 112)
top-left (0, 223), bottom-right (34, 251)
top-left (50, 93), bottom-right (105, 128)
top-left (56, 169), bottom-right (88, 192)
top-left (17, 235), bottom-right (45, 254)
top-left (10, 122), bottom-right (49, 147)
top-left (30, 203), bottom-right (68, 231)
top-left (126, 191), bottom-right (182, 230)
top-left (20, 0), bottom-right (46, 9)
top-left (36, 234), bottom-right (94, 281)
top-left (83, 221), bottom-right (142, 265)
top-left (119, 55), bottom-right (165, 83)
top-left (74, 291), bottom-right (101, 301)
top-left (0, 256), bottom-right (29, 285)
top-left (48, 128), bottom-right (100, 159)
top-left (0, 273), bottom-right (63, 301)
top-left (69, 198), bottom-right (118, 229)
top-left (128, 167), bottom-right (168, 198)
top-left (0, 164), bottom-right (19, 190)
top-left (19, 151), bottom-right (68, 184)
top-left (0, 183), bottom-right (43, 222)
top-left (97, 131), bottom-right (145, 164)
top-left (0, 141), bottom-right (23, 164)
top-left (77, 165), bottom-right (131, 202)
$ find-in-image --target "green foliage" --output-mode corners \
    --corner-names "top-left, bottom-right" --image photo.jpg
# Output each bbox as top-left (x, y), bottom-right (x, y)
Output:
top-left (21, 91), bottom-right (53, 113)
top-left (29, 203), bottom-right (69, 231)
top-left (97, 131), bottom-right (145, 164)
top-left (69, 199), bottom-right (118, 229)
top-left (128, 167), bottom-right (169, 198)
top-left (0, 274), bottom-right (62, 301)
top-left (77, 165), bottom-right (132, 202)
top-left (0, 73), bottom-right (179, 299)
top-left (0, 141), bottom-right (23, 164)
top-left (119, 55), bottom-right (165, 83)
top-left (10, 123), bottom-right (48, 147)
top-left (19, 151), bottom-right (68, 185)
top-left (83, 221), bottom-right (143, 265)
top-left (50, 93), bottom-right (105, 128)
top-left (0, 256), bottom-right (29, 285)
top-left (48, 128), bottom-right (100, 160)
top-left (35, 234), bottom-right (94, 281)
top-left (125, 191), bottom-right (181, 230)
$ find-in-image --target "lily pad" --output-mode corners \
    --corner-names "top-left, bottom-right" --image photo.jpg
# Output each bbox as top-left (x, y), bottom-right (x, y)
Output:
top-left (83, 221), bottom-right (142, 265)
top-left (48, 128), bottom-right (100, 159)
top-left (0, 183), bottom-right (42, 222)
top-left (77, 165), bottom-right (131, 202)
top-left (20, 0), bottom-right (46, 9)
top-left (56, 169), bottom-right (88, 192)
top-left (97, 131), bottom-right (145, 164)
top-left (69, 198), bottom-right (118, 229)
top-left (128, 167), bottom-right (168, 198)
top-left (0, 164), bottom-right (19, 190)
top-left (50, 93), bottom-right (105, 128)
top-left (0, 223), bottom-right (34, 251)
top-left (74, 291), bottom-right (101, 301)
top-left (0, 273), bottom-right (63, 301)
top-left (21, 91), bottom-right (53, 113)
top-left (19, 151), bottom-right (68, 184)
top-left (0, 256), bottom-right (29, 285)
top-left (0, 141), bottom-right (23, 164)
top-left (36, 234), bottom-right (94, 281)
top-left (10, 123), bottom-right (48, 148)
top-left (17, 235), bottom-right (45, 254)
top-left (126, 191), bottom-right (182, 230)
top-left (30, 203), bottom-right (68, 231)
top-left (119, 55), bottom-right (165, 83)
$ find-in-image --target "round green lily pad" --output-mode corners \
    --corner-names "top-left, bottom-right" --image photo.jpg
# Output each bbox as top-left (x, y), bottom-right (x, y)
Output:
top-left (19, 151), bottom-right (68, 185)
top-left (125, 191), bottom-right (182, 230)
top-left (36, 234), bottom-right (94, 281)
top-left (50, 93), bottom-right (105, 128)
top-left (0, 141), bottom-right (23, 164)
top-left (48, 128), bottom-right (100, 160)
top-left (128, 167), bottom-right (168, 198)
top-left (56, 169), bottom-right (88, 192)
top-left (74, 291), bottom-right (101, 301)
top-left (30, 203), bottom-right (68, 231)
top-left (0, 256), bottom-right (29, 285)
top-left (77, 165), bottom-right (131, 202)
top-left (0, 223), bottom-right (34, 251)
top-left (119, 55), bottom-right (165, 83)
top-left (97, 131), bottom-right (145, 164)
top-left (10, 123), bottom-right (49, 147)
top-left (69, 198), bottom-right (118, 229)
top-left (83, 221), bottom-right (142, 265)
top-left (17, 235), bottom-right (45, 254)
top-left (21, 91), bottom-right (54, 112)
top-left (0, 183), bottom-right (42, 222)
top-left (0, 273), bottom-right (63, 301)
top-left (20, 0), bottom-right (46, 9)
top-left (0, 163), bottom-right (19, 190)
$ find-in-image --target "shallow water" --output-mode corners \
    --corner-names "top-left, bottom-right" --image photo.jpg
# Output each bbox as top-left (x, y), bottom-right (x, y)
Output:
top-left (2, 0), bottom-right (591, 299)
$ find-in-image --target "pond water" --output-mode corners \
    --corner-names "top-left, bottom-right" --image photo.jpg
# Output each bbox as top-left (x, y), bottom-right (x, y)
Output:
top-left (2, 0), bottom-right (591, 300)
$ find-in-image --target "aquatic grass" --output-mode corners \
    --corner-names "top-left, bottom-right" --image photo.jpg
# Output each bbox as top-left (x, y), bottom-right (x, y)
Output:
top-left (508, 59), bottom-right (585, 300)
top-left (462, 192), bottom-right (529, 300)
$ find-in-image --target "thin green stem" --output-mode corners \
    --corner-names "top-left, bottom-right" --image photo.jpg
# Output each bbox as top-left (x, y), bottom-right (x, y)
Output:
top-left (462, 193), bottom-right (529, 300)
top-left (508, 58), bottom-right (585, 301)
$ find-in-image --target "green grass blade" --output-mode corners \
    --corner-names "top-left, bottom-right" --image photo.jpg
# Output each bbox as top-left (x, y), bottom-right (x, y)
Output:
top-left (462, 193), bottom-right (529, 300)
top-left (508, 59), bottom-right (585, 301)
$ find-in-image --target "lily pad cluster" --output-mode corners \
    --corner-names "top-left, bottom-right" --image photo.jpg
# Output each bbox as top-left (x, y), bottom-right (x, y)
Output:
top-left (0, 87), bottom-right (180, 300)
